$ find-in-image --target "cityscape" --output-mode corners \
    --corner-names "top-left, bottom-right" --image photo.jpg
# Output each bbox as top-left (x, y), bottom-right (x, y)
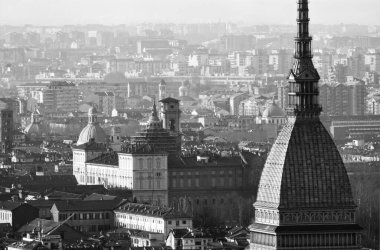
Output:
top-left (0, 0), bottom-right (379, 250)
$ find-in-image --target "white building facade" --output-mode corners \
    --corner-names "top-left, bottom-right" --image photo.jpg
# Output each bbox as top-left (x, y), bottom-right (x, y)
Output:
top-left (114, 203), bottom-right (193, 235)
top-left (72, 143), bottom-right (169, 206)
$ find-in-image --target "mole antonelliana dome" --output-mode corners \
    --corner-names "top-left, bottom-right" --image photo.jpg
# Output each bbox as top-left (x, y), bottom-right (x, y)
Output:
top-left (76, 107), bottom-right (107, 145)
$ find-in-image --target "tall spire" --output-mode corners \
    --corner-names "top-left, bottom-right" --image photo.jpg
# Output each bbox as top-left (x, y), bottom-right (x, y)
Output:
top-left (295, 0), bottom-right (312, 58)
top-left (147, 99), bottom-right (162, 129)
top-left (152, 99), bottom-right (158, 118)
top-left (249, 1), bottom-right (362, 249)
top-left (287, 0), bottom-right (321, 118)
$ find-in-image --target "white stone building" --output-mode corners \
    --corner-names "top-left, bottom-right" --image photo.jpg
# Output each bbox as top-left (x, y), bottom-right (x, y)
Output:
top-left (114, 203), bottom-right (193, 236)
top-left (72, 142), bottom-right (169, 205)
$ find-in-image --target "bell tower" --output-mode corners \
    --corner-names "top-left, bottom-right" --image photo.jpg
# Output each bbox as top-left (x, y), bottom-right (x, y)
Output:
top-left (159, 97), bottom-right (181, 152)
top-left (160, 97), bottom-right (180, 133)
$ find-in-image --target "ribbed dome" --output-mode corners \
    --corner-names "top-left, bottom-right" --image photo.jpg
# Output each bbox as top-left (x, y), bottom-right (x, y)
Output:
top-left (77, 123), bottom-right (107, 145)
top-left (262, 102), bottom-right (285, 118)
top-left (255, 117), bottom-right (355, 210)
top-left (77, 106), bottom-right (107, 145)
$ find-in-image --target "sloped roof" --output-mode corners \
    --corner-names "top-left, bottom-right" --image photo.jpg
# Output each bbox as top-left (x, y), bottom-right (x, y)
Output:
top-left (53, 199), bottom-right (127, 212)
top-left (87, 152), bottom-right (119, 166)
top-left (0, 201), bottom-right (25, 211)
top-left (17, 219), bottom-right (61, 234)
top-left (0, 175), bottom-right (78, 191)
top-left (159, 97), bottom-right (179, 103)
top-left (84, 193), bottom-right (118, 201)
top-left (115, 202), bottom-right (191, 219)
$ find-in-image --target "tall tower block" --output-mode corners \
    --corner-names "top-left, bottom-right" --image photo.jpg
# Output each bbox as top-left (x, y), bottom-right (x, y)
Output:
top-left (248, 1), bottom-right (362, 249)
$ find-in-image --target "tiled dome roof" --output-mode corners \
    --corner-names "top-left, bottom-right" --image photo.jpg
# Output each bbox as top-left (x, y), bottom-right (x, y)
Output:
top-left (255, 117), bottom-right (356, 210)
top-left (77, 106), bottom-right (107, 145)
top-left (77, 124), bottom-right (107, 145)
top-left (262, 102), bottom-right (285, 118)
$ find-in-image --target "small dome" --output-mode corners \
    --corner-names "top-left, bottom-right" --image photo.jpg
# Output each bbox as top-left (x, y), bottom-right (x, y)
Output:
top-left (77, 106), bottom-right (107, 145)
top-left (104, 72), bottom-right (127, 84)
top-left (159, 79), bottom-right (166, 86)
top-left (262, 102), bottom-right (285, 118)
top-left (77, 124), bottom-right (108, 145)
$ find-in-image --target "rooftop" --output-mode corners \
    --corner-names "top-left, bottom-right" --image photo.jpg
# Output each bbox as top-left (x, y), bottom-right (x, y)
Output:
top-left (0, 201), bottom-right (25, 211)
top-left (115, 203), bottom-right (191, 219)
top-left (53, 199), bottom-right (127, 212)
top-left (159, 97), bottom-right (179, 103)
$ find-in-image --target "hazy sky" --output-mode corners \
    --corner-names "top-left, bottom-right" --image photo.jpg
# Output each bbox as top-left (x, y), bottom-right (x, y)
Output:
top-left (0, 0), bottom-right (378, 26)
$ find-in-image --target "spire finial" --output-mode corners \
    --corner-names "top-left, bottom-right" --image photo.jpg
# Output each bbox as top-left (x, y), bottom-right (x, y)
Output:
top-left (152, 98), bottom-right (158, 118)
top-left (287, 0), bottom-right (321, 118)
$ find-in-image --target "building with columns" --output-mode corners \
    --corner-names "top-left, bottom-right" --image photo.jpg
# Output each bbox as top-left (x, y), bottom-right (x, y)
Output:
top-left (249, 1), bottom-right (362, 249)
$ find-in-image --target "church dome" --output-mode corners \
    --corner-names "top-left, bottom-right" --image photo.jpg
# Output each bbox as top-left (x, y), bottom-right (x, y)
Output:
top-left (262, 102), bottom-right (285, 118)
top-left (104, 72), bottom-right (127, 84)
top-left (146, 101), bottom-right (162, 130)
top-left (77, 124), bottom-right (107, 145)
top-left (77, 106), bottom-right (107, 145)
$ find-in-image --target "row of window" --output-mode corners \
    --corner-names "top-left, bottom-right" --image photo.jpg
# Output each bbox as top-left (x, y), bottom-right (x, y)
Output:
top-left (167, 220), bottom-right (188, 226)
top-left (115, 214), bottom-right (163, 224)
top-left (73, 225), bottom-right (110, 232)
top-left (59, 212), bottom-right (110, 221)
top-left (172, 170), bottom-right (240, 176)
top-left (115, 222), bottom-right (163, 233)
top-left (172, 177), bottom-right (242, 188)
top-left (0, 211), bottom-right (11, 221)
